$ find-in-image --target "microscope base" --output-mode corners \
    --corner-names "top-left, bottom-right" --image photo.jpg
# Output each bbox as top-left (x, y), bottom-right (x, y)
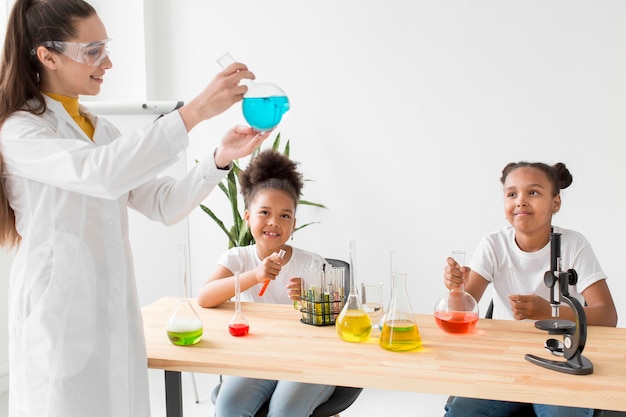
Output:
top-left (525, 353), bottom-right (593, 375)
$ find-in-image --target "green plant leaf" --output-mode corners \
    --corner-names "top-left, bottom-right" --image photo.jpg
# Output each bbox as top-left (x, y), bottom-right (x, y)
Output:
top-left (294, 222), bottom-right (320, 232)
top-left (237, 223), bottom-right (254, 248)
top-left (299, 200), bottom-right (326, 209)
top-left (271, 133), bottom-right (281, 151)
top-left (200, 204), bottom-right (237, 247)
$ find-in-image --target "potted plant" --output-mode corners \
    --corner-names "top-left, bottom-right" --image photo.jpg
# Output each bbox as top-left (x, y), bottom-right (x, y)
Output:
top-left (200, 133), bottom-right (325, 248)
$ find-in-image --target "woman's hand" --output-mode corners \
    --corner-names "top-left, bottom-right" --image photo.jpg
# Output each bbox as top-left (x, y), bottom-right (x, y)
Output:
top-left (213, 126), bottom-right (272, 168)
top-left (443, 256), bottom-right (470, 290)
top-left (178, 62), bottom-right (256, 131)
top-left (509, 294), bottom-right (551, 320)
top-left (286, 277), bottom-right (302, 301)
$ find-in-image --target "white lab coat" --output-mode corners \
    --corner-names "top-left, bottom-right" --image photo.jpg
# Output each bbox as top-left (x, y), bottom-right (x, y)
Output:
top-left (1, 97), bottom-right (227, 417)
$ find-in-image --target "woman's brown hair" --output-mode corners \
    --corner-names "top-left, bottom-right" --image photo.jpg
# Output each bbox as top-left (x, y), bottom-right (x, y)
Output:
top-left (0, 0), bottom-right (96, 247)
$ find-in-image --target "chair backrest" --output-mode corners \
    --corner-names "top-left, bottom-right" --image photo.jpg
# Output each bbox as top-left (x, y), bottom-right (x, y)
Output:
top-left (325, 258), bottom-right (351, 299)
top-left (485, 299), bottom-right (494, 319)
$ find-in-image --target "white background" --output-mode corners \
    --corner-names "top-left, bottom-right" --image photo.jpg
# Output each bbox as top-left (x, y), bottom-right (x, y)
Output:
top-left (2, 0), bottom-right (626, 399)
top-left (137, 0), bottom-right (626, 324)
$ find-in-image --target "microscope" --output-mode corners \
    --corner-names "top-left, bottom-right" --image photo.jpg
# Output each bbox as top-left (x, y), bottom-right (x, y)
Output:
top-left (524, 231), bottom-right (593, 375)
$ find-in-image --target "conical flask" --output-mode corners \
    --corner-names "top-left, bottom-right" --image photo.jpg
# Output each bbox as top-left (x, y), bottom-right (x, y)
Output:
top-left (166, 245), bottom-right (203, 346)
top-left (380, 272), bottom-right (422, 351)
top-left (335, 241), bottom-right (372, 342)
top-left (434, 250), bottom-right (479, 334)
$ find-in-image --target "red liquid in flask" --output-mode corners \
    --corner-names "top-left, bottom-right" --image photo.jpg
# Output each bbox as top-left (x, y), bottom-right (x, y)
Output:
top-left (434, 311), bottom-right (479, 334)
top-left (229, 323), bottom-right (250, 337)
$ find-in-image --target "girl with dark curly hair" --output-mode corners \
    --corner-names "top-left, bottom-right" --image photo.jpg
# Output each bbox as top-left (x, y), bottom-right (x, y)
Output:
top-left (443, 161), bottom-right (617, 417)
top-left (198, 149), bottom-right (336, 416)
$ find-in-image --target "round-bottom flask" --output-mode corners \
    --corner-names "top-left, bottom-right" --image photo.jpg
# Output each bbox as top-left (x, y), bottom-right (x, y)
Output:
top-left (434, 251), bottom-right (479, 334)
top-left (434, 291), bottom-right (479, 334)
top-left (216, 52), bottom-right (290, 131)
top-left (380, 272), bottom-right (421, 352)
top-left (242, 82), bottom-right (290, 131)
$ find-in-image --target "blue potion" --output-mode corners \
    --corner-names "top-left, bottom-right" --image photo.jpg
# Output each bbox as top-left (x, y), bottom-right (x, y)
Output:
top-left (242, 82), bottom-right (290, 131)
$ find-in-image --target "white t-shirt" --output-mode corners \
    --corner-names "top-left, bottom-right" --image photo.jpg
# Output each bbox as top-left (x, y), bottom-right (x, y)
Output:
top-left (469, 225), bottom-right (606, 320)
top-left (218, 245), bottom-right (327, 304)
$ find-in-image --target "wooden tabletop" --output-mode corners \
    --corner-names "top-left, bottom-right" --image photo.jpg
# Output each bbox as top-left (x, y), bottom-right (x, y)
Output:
top-left (143, 297), bottom-right (626, 411)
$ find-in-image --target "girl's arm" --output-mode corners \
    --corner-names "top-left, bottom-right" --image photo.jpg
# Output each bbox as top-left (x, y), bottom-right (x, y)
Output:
top-left (197, 253), bottom-right (285, 308)
top-left (464, 270), bottom-right (490, 304)
top-left (508, 279), bottom-right (617, 326)
top-left (579, 279), bottom-right (617, 326)
top-left (197, 265), bottom-right (252, 308)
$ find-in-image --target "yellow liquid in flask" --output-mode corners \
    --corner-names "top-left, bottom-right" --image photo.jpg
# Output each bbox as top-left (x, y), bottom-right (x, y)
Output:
top-left (336, 310), bottom-right (372, 342)
top-left (380, 319), bottom-right (422, 352)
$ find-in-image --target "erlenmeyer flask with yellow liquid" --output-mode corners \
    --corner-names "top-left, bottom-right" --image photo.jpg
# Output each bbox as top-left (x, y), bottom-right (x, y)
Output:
top-left (166, 245), bottom-right (203, 346)
top-left (335, 241), bottom-right (372, 342)
top-left (380, 271), bottom-right (422, 352)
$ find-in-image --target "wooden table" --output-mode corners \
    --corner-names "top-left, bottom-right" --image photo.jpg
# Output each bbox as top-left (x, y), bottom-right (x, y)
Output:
top-left (143, 297), bottom-right (626, 416)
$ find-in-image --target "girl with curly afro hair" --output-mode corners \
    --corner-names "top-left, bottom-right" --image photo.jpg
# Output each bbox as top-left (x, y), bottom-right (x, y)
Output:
top-left (198, 149), bottom-right (336, 417)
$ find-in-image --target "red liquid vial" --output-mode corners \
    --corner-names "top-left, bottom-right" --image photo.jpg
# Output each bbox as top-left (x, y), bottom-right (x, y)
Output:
top-left (228, 323), bottom-right (250, 337)
top-left (229, 272), bottom-right (250, 336)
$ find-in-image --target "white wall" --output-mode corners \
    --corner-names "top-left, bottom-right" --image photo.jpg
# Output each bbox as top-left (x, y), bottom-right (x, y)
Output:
top-left (137, 0), bottom-right (626, 324)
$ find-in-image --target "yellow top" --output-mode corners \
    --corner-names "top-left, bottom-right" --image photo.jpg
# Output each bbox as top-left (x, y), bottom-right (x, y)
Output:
top-left (44, 92), bottom-right (94, 139)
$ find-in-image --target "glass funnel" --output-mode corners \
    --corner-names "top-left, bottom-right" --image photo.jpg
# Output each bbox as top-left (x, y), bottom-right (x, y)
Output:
top-left (167, 245), bottom-right (203, 346)
top-left (434, 250), bottom-right (479, 334)
top-left (380, 272), bottom-right (422, 351)
top-left (217, 52), bottom-right (290, 131)
top-left (335, 241), bottom-right (372, 342)
top-left (229, 272), bottom-right (250, 336)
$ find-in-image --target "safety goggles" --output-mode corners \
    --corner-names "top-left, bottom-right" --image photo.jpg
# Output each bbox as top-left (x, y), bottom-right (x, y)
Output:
top-left (38, 38), bottom-right (112, 67)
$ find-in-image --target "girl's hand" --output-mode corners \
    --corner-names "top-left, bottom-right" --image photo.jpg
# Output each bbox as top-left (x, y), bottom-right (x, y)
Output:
top-left (252, 251), bottom-right (285, 284)
top-left (286, 277), bottom-right (302, 301)
top-left (509, 294), bottom-right (551, 320)
top-left (213, 126), bottom-right (272, 168)
top-left (443, 256), bottom-right (470, 290)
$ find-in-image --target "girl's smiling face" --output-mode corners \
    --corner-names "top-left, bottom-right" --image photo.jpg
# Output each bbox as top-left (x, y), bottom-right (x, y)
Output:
top-left (245, 189), bottom-right (296, 257)
top-left (503, 166), bottom-right (561, 240)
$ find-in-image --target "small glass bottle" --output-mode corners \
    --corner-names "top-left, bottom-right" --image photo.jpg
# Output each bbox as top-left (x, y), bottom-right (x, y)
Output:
top-left (229, 272), bottom-right (250, 336)
top-left (335, 241), bottom-right (372, 342)
top-left (434, 250), bottom-right (479, 334)
top-left (167, 245), bottom-right (203, 346)
top-left (380, 272), bottom-right (422, 351)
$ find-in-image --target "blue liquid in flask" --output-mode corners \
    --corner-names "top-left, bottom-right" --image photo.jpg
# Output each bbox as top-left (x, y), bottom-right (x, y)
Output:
top-left (242, 81), bottom-right (290, 131)
top-left (243, 96), bottom-right (290, 131)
